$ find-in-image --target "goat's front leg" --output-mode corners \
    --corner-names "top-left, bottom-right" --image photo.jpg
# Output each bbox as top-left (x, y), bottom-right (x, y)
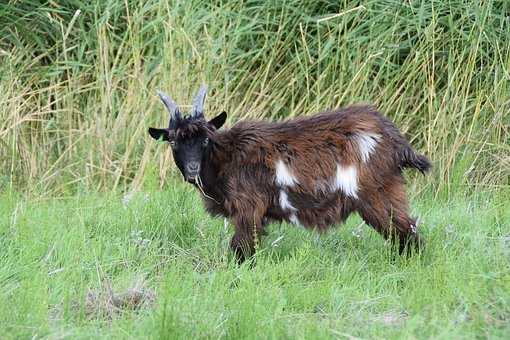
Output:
top-left (230, 213), bottom-right (266, 264)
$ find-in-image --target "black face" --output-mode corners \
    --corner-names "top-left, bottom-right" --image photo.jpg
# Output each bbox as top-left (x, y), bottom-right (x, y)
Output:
top-left (148, 111), bottom-right (227, 183)
top-left (171, 133), bottom-right (210, 182)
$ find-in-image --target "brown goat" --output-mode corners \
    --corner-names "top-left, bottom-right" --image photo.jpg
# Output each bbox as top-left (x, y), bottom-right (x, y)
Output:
top-left (149, 86), bottom-right (431, 263)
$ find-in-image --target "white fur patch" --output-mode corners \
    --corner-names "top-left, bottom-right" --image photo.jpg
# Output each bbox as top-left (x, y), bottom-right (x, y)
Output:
top-left (289, 213), bottom-right (301, 226)
top-left (333, 164), bottom-right (358, 198)
top-left (279, 190), bottom-right (297, 212)
top-left (356, 133), bottom-right (380, 163)
top-left (410, 224), bottom-right (417, 234)
top-left (275, 160), bottom-right (298, 187)
top-left (279, 190), bottom-right (301, 225)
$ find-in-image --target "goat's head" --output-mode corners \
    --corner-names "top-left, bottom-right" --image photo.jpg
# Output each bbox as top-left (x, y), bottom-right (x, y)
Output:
top-left (148, 85), bottom-right (227, 182)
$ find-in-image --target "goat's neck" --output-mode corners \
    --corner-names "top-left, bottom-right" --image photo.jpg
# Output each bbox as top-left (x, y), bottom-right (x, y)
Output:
top-left (196, 146), bottom-right (228, 203)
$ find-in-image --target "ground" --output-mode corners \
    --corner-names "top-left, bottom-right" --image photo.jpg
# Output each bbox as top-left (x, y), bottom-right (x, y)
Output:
top-left (0, 181), bottom-right (508, 339)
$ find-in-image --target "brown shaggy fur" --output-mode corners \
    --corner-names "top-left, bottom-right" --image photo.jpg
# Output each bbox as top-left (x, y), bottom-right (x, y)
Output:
top-left (177, 106), bottom-right (429, 261)
top-left (150, 104), bottom-right (431, 263)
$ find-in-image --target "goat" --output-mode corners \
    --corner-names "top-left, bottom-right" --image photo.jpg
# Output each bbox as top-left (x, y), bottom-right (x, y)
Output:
top-left (148, 85), bottom-right (431, 263)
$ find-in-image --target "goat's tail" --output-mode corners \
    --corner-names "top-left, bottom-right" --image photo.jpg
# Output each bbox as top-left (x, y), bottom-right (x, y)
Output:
top-left (398, 145), bottom-right (431, 174)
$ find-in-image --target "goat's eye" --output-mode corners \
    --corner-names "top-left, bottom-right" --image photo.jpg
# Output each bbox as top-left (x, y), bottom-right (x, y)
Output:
top-left (203, 137), bottom-right (209, 146)
top-left (169, 140), bottom-right (176, 147)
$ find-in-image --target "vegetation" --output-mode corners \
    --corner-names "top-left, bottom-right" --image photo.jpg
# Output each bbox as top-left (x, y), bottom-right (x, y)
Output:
top-left (1, 0), bottom-right (509, 193)
top-left (1, 187), bottom-right (509, 338)
top-left (0, 0), bottom-right (509, 338)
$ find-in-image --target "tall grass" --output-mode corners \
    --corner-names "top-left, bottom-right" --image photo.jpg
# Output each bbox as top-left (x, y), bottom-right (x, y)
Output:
top-left (1, 0), bottom-right (509, 194)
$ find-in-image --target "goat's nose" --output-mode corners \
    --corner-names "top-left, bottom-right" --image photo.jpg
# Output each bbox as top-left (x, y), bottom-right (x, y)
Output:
top-left (187, 162), bottom-right (200, 173)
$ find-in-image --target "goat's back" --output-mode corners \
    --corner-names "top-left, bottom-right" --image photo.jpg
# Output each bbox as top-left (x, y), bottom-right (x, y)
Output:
top-left (221, 106), bottom-right (410, 190)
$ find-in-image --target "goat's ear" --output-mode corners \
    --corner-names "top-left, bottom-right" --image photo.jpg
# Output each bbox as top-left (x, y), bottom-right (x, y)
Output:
top-left (208, 111), bottom-right (227, 129)
top-left (148, 127), bottom-right (169, 142)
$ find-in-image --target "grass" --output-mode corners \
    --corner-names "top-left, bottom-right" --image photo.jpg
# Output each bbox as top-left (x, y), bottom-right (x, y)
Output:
top-left (1, 1), bottom-right (509, 338)
top-left (0, 183), bottom-right (509, 338)
top-left (0, 1), bottom-right (509, 193)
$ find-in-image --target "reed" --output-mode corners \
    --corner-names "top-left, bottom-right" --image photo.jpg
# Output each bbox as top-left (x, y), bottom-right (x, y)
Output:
top-left (0, 1), bottom-right (508, 195)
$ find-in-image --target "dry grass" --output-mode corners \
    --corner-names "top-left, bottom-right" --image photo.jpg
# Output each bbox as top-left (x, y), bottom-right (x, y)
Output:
top-left (81, 278), bottom-right (156, 320)
top-left (0, 1), bottom-right (508, 195)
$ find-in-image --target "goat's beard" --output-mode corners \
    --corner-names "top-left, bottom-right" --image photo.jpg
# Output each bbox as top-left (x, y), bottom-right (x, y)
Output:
top-left (194, 175), bottom-right (219, 203)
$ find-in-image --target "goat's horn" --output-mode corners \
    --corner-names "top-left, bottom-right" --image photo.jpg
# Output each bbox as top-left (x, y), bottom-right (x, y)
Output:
top-left (157, 90), bottom-right (181, 128)
top-left (191, 84), bottom-right (207, 118)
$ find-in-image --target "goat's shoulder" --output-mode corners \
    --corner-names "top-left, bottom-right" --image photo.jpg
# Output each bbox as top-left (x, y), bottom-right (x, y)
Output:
top-left (215, 122), bottom-right (271, 165)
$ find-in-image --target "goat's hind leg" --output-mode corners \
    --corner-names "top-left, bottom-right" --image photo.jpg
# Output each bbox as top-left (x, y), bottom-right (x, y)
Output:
top-left (357, 179), bottom-right (422, 254)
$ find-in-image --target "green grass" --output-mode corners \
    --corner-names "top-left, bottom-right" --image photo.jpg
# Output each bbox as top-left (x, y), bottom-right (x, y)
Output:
top-left (1, 183), bottom-right (509, 339)
top-left (1, 1), bottom-right (509, 338)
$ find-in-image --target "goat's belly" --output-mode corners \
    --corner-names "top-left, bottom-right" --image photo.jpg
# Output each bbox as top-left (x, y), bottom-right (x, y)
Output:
top-left (291, 209), bottom-right (342, 231)
top-left (274, 188), bottom-right (354, 229)
top-left (282, 200), bottom-right (353, 231)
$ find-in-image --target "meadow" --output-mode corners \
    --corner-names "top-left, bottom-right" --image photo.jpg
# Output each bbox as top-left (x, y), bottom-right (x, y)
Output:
top-left (0, 0), bottom-right (509, 338)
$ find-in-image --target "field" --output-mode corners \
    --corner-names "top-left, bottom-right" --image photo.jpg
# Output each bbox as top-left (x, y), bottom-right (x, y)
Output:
top-left (1, 187), bottom-right (509, 338)
top-left (1, 1), bottom-right (509, 339)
